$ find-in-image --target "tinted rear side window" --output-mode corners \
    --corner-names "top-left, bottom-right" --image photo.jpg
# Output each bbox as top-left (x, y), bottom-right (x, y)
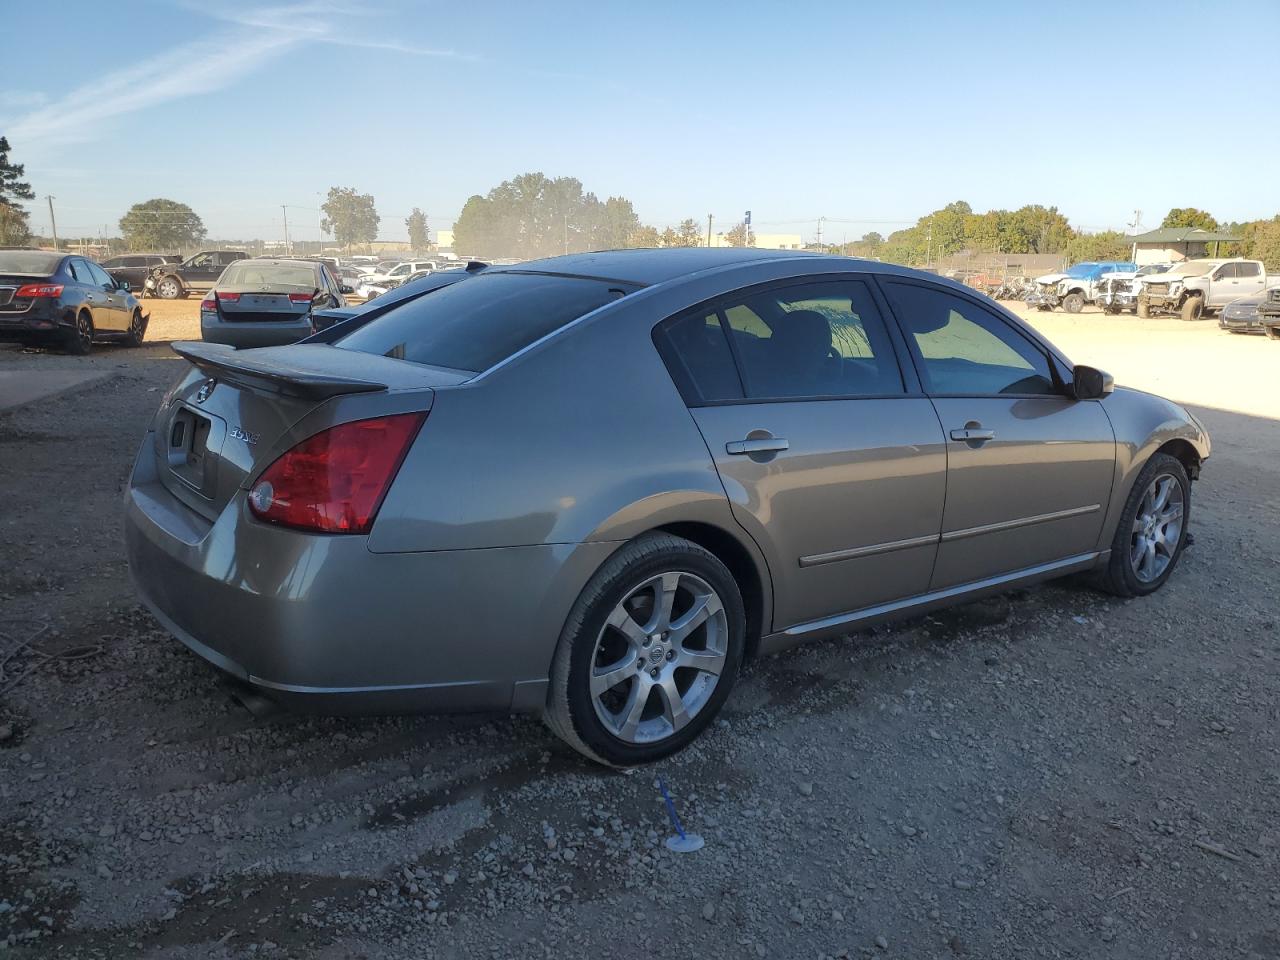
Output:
top-left (336, 272), bottom-right (629, 372)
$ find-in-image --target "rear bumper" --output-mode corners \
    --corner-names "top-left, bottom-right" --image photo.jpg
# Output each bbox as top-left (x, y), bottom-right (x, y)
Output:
top-left (123, 435), bottom-right (615, 714)
top-left (0, 300), bottom-right (66, 340)
top-left (200, 316), bottom-right (314, 348)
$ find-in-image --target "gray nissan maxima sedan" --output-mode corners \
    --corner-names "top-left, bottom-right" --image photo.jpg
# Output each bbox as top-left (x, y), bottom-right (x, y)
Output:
top-left (124, 249), bottom-right (1209, 765)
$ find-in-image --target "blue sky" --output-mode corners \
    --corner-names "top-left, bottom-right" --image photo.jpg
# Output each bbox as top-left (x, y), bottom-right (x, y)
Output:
top-left (3, 0), bottom-right (1277, 244)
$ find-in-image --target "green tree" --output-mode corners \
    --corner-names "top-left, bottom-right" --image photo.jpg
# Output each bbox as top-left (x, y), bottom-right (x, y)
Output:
top-left (118, 198), bottom-right (207, 251)
top-left (1241, 216), bottom-right (1280, 270)
top-left (452, 172), bottom-right (646, 259)
top-left (321, 187), bottom-right (379, 251)
top-left (674, 218), bottom-right (703, 247)
top-left (1065, 230), bottom-right (1131, 262)
top-left (0, 136), bottom-right (34, 245)
top-left (725, 221), bottom-right (753, 247)
top-left (1161, 207), bottom-right (1218, 231)
top-left (405, 207), bottom-right (428, 253)
top-left (629, 224), bottom-right (660, 247)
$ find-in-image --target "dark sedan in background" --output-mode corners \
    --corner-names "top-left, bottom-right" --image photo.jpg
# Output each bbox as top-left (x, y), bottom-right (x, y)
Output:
top-left (200, 258), bottom-right (346, 347)
top-left (101, 253), bottom-right (180, 292)
top-left (1219, 286), bottom-right (1280, 334)
top-left (0, 250), bottom-right (147, 353)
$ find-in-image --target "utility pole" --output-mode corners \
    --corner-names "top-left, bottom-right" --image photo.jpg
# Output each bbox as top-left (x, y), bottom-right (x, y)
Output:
top-left (816, 216), bottom-right (825, 249)
top-left (926, 219), bottom-right (933, 267)
top-left (706, 214), bottom-right (713, 248)
top-left (281, 205), bottom-right (291, 255)
top-left (46, 196), bottom-right (59, 251)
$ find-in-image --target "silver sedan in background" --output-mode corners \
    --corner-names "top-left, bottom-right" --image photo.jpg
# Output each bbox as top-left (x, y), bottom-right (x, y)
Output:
top-left (125, 249), bottom-right (1209, 766)
top-left (200, 258), bottom-right (347, 348)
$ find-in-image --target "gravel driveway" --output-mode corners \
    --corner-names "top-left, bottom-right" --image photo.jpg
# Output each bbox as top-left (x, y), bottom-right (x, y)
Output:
top-left (1, 311), bottom-right (1277, 959)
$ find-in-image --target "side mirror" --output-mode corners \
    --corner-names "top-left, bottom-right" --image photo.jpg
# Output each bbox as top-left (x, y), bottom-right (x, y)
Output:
top-left (340, 284), bottom-right (353, 294)
top-left (1072, 365), bottom-right (1114, 400)
top-left (119, 280), bottom-right (131, 292)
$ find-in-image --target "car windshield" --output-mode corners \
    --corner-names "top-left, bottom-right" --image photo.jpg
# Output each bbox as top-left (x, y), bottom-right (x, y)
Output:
top-left (1137, 264), bottom-right (1170, 276)
top-left (1165, 262), bottom-right (1213, 277)
top-left (219, 262), bottom-right (316, 290)
top-left (0, 251), bottom-right (62, 276)
top-left (1063, 263), bottom-right (1099, 278)
top-left (335, 271), bottom-right (629, 373)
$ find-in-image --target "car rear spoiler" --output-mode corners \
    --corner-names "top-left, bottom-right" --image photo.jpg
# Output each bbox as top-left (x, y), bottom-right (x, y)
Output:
top-left (171, 341), bottom-right (388, 399)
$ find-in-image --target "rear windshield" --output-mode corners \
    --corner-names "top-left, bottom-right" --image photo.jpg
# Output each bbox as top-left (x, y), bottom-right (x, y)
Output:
top-left (220, 262), bottom-right (317, 290)
top-left (0, 251), bottom-right (63, 276)
top-left (335, 272), bottom-right (629, 373)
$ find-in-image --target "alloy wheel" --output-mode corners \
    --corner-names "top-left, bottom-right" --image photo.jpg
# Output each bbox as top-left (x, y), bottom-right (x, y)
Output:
top-left (589, 570), bottom-right (727, 744)
top-left (158, 279), bottom-right (179, 299)
top-left (76, 313), bottom-right (92, 350)
top-left (1129, 473), bottom-right (1184, 583)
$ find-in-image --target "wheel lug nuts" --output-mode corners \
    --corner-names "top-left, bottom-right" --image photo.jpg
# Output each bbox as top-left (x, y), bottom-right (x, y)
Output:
top-left (666, 650), bottom-right (675, 661)
top-left (649, 668), bottom-right (659, 678)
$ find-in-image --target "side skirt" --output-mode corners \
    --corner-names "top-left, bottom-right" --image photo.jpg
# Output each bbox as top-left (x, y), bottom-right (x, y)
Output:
top-left (758, 551), bottom-right (1108, 656)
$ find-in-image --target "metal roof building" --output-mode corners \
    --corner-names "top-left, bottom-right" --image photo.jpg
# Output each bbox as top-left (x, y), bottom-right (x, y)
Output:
top-left (1128, 227), bottom-right (1241, 265)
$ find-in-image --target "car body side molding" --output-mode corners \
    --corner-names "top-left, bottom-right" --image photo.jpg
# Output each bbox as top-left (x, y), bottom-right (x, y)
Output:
top-left (761, 550), bottom-right (1106, 654)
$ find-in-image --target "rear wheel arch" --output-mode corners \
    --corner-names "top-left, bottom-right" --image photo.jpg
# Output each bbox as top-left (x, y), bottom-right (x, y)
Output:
top-left (654, 520), bottom-right (771, 660)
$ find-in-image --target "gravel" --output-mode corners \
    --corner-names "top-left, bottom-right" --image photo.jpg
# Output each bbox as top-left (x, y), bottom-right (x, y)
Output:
top-left (1, 322), bottom-right (1279, 958)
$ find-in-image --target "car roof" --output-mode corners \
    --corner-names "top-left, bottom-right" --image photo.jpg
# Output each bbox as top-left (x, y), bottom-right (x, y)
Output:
top-left (232, 258), bottom-right (321, 269)
top-left (491, 248), bottom-right (816, 285)
top-left (484, 247), bottom-right (976, 290)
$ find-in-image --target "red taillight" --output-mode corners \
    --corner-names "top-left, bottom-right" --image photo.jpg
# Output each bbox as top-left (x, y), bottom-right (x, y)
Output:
top-left (15, 283), bottom-right (63, 298)
top-left (200, 296), bottom-right (217, 312)
top-left (288, 292), bottom-right (315, 304)
top-left (247, 412), bottom-right (426, 534)
top-left (217, 291), bottom-right (241, 303)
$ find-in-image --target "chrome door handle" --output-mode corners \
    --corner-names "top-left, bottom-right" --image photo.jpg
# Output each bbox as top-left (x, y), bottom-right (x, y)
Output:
top-left (950, 427), bottom-right (995, 442)
top-left (726, 437), bottom-right (789, 455)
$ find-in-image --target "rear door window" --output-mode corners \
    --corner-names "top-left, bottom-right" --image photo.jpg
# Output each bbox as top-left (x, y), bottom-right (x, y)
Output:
top-left (335, 272), bottom-right (630, 373)
top-left (1236, 261), bottom-right (1261, 278)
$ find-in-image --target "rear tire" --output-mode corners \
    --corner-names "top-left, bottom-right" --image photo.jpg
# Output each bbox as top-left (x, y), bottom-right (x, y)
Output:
top-left (124, 309), bottom-right (146, 347)
top-left (1062, 292), bottom-right (1085, 313)
top-left (1180, 295), bottom-right (1204, 322)
top-left (545, 533), bottom-right (746, 767)
top-left (65, 311), bottom-right (93, 355)
top-left (1095, 453), bottom-right (1190, 598)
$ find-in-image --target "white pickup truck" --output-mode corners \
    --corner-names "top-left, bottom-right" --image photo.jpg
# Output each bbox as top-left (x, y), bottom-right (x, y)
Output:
top-left (1137, 258), bottom-right (1271, 321)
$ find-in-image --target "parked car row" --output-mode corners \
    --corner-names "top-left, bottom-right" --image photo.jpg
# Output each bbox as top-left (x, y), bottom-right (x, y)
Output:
top-left (1027, 261), bottom-right (1138, 313)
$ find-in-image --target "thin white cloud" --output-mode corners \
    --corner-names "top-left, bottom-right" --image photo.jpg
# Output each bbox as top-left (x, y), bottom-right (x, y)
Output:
top-left (7, 1), bottom-right (473, 148)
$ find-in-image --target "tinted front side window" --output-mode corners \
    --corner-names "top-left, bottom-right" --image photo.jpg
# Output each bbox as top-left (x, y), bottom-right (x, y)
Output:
top-left (884, 282), bottom-right (1057, 396)
top-left (336, 272), bottom-right (628, 373)
top-left (720, 280), bottom-right (903, 399)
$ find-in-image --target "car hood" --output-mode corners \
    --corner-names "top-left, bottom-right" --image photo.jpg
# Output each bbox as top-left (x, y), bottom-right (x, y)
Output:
top-left (1100, 271), bottom-right (1138, 280)
top-left (1035, 272), bottom-right (1069, 284)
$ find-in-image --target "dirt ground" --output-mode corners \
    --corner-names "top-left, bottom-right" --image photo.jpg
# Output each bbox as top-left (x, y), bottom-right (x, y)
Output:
top-left (1, 299), bottom-right (1278, 959)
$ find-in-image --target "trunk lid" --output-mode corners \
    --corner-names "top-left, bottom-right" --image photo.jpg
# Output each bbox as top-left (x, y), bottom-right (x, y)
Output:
top-left (153, 342), bottom-right (469, 522)
top-left (214, 289), bottom-right (315, 323)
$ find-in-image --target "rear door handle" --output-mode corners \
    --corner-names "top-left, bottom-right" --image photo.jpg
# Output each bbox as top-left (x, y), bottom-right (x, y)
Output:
top-left (950, 427), bottom-right (995, 442)
top-left (726, 437), bottom-right (789, 455)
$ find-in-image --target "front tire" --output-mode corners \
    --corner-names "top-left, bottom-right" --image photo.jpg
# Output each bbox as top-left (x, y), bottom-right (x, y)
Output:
top-left (124, 309), bottom-right (146, 347)
top-left (1181, 295), bottom-right (1204, 322)
top-left (1095, 453), bottom-right (1190, 598)
top-left (1061, 292), bottom-right (1085, 313)
top-left (1137, 297), bottom-right (1151, 318)
top-left (545, 533), bottom-right (746, 766)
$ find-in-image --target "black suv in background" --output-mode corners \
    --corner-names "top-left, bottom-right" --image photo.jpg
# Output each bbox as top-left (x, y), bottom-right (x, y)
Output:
top-left (145, 250), bottom-right (246, 299)
top-left (101, 253), bottom-right (179, 292)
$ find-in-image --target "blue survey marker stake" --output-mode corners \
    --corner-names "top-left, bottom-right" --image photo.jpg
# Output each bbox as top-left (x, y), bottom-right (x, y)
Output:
top-left (657, 776), bottom-right (704, 853)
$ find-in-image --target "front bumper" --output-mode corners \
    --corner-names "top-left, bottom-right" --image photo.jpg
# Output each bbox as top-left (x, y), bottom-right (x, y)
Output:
top-left (123, 436), bottom-right (615, 714)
